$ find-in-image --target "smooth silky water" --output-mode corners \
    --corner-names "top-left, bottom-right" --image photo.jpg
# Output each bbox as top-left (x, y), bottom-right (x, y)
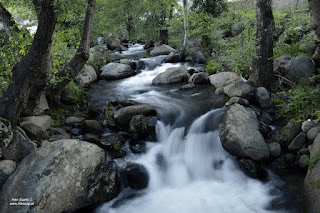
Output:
top-left (89, 44), bottom-right (301, 213)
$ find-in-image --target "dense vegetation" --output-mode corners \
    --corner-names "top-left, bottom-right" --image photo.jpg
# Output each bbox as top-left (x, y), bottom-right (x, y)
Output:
top-left (0, 0), bottom-right (319, 122)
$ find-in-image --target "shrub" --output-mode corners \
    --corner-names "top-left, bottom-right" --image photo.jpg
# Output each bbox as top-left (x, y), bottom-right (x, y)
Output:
top-left (206, 60), bottom-right (220, 75)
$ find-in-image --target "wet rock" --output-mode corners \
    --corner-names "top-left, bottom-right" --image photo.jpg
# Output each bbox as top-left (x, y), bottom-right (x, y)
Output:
top-left (224, 81), bottom-right (255, 100)
top-left (237, 158), bottom-right (268, 181)
top-left (75, 64), bottom-right (97, 86)
top-left (114, 105), bottom-right (157, 126)
top-left (150, 44), bottom-right (176, 56)
top-left (180, 84), bottom-right (196, 90)
top-left (302, 120), bottom-right (316, 133)
top-left (208, 72), bottom-right (241, 89)
top-left (307, 126), bottom-right (320, 141)
top-left (130, 142), bottom-right (147, 154)
top-left (129, 115), bottom-right (157, 137)
top-left (288, 132), bottom-right (306, 152)
top-left (3, 127), bottom-right (37, 163)
top-left (0, 160), bottom-right (16, 189)
top-left (0, 140), bottom-right (120, 213)
top-left (259, 125), bottom-right (272, 138)
top-left (188, 72), bottom-right (209, 84)
top-left (162, 52), bottom-right (179, 63)
top-left (255, 87), bottom-right (271, 108)
top-left (121, 163), bottom-right (149, 190)
top-left (274, 55), bottom-right (315, 83)
top-left (81, 120), bottom-right (104, 135)
top-left (99, 133), bottom-right (126, 151)
top-left (100, 63), bottom-right (135, 80)
top-left (120, 59), bottom-right (137, 70)
top-left (267, 142), bottom-right (281, 158)
top-left (152, 65), bottom-right (189, 85)
top-left (220, 104), bottom-right (270, 161)
top-left (270, 157), bottom-right (288, 175)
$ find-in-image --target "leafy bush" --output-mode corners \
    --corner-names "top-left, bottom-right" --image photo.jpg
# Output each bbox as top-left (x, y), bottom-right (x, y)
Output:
top-left (206, 60), bottom-right (220, 74)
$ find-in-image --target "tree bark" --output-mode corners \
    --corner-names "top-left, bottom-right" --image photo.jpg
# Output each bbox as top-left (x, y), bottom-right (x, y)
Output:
top-left (0, 2), bottom-right (19, 32)
top-left (308, 0), bottom-right (320, 39)
top-left (0, 0), bottom-right (57, 126)
top-left (47, 0), bottom-right (96, 107)
top-left (249, 0), bottom-right (276, 90)
top-left (180, 0), bottom-right (188, 62)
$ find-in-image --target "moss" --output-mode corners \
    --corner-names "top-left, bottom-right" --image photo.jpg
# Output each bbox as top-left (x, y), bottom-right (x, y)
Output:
top-left (0, 118), bottom-right (10, 127)
top-left (113, 142), bottom-right (122, 152)
top-left (130, 123), bottom-right (137, 133)
top-left (141, 117), bottom-right (147, 130)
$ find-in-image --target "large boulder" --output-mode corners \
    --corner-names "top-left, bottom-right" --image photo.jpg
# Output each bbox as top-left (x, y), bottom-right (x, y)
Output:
top-left (106, 34), bottom-right (121, 50)
top-left (220, 104), bottom-right (270, 161)
top-left (100, 63), bottom-right (135, 80)
top-left (114, 105), bottom-right (157, 126)
top-left (150, 44), bottom-right (176, 56)
top-left (0, 140), bottom-right (120, 213)
top-left (223, 81), bottom-right (255, 100)
top-left (188, 72), bottom-right (209, 84)
top-left (208, 72), bottom-right (241, 88)
top-left (20, 115), bottom-right (51, 132)
top-left (274, 55), bottom-right (315, 83)
top-left (152, 65), bottom-right (189, 85)
top-left (75, 64), bottom-right (97, 86)
top-left (0, 160), bottom-right (16, 189)
top-left (120, 162), bottom-right (149, 190)
top-left (31, 92), bottom-right (50, 116)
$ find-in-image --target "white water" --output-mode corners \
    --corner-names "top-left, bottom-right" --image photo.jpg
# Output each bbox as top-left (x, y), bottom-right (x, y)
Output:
top-left (94, 44), bottom-right (284, 213)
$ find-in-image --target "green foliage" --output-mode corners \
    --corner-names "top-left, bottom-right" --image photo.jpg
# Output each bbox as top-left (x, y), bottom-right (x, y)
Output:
top-left (130, 123), bottom-right (137, 133)
top-left (66, 80), bottom-right (91, 104)
top-left (191, 0), bottom-right (228, 17)
top-left (113, 142), bottom-right (122, 152)
top-left (275, 75), bottom-right (320, 122)
top-left (206, 60), bottom-right (220, 74)
top-left (45, 107), bottom-right (68, 127)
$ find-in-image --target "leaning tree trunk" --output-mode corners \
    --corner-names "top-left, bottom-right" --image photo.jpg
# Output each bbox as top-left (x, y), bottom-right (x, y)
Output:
top-left (179, 0), bottom-right (188, 62)
top-left (308, 0), bottom-right (320, 39)
top-left (249, 0), bottom-right (276, 90)
top-left (0, 2), bottom-right (18, 32)
top-left (0, 0), bottom-right (57, 126)
top-left (47, 0), bottom-right (96, 107)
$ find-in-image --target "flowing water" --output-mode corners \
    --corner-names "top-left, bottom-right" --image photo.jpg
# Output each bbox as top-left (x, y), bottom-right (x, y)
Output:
top-left (90, 44), bottom-right (302, 213)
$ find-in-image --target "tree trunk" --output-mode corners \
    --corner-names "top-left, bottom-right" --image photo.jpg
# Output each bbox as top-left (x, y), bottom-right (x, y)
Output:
top-left (47, 0), bottom-right (96, 107)
top-left (308, 0), bottom-right (320, 39)
top-left (249, 0), bottom-right (275, 90)
top-left (0, 0), bottom-right (57, 126)
top-left (0, 2), bottom-right (19, 32)
top-left (180, 0), bottom-right (188, 62)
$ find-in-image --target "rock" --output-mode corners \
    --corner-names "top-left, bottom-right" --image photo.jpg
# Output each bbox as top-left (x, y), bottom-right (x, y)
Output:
top-left (194, 51), bottom-right (207, 64)
top-left (150, 44), bottom-right (176, 56)
top-left (81, 120), bottom-right (104, 135)
top-left (20, 115), bottom-right (51, 132)
top-left (104, 104), bottom-right (118, 127)
top-left (237, 158), bottom-right (268, 181)
top-left (302, 120), bottom-right (317, 133)
top-left (162, 52), bottom-right (179, 63)
top-left (259, 125), bottom-right (272, 138)
top-left (307, 126), bottom-right (320, 141)
top-left (152, 65), bottom-right (189, 85)
top-left (129, 115), bottom-right (157, 138)
top-left (255, 87), bottom-right (271, 108)
top-left (309, 133), bottom-right (320, 159)
top-left (279, 120), bottom-right (302, 147)
top-left (288, 132), bottom-right (306, 152)
top-left (232, 23), bottom-right (245, 37)
top-left (121, 163), bottom-right (149, 190)
top-left (274, 55), bottom-right (315, 83)
top-left (304, 160), bottom-right (320, 213)
top-left (120, 59), bottom-right (137, 70)
top-left (225, 97), bottom-right (249, 106)
top-left (224, 81), bottom-right (254, 100)
top-left (267, 142), bottom-right (281, 158)
top-left (100, 63), bottom-right (135, 80)
top-left (88, 46), bottom-right (108, 69)
top-left (110, 52), bottom-right (124, 61)
top-left (0, 160), bottom-right (16, 189)
top-left (208, 72), bottom-right (241, 88)
top-left (65, 116), bottom-right (86, 126)
top-left (75, 64), bottom-right (97, 86)
top-left (107, 34), bottom-right (121, 50)
top-left (83, 134), bottom-right (100, 144)
top-left (298, 147), bottom-right (310, 156)
top-left (298, 154), bottom-right (309, 168)
top-left (215, 87), bottom-right (225, 95)
top-left (144, 40), bottom-right (154, 49)
top-left (0, 140), bottom-right (120, 213)
top-left (0, 118), bottom-right (13, 149)
top-left (3, 127), bottom-right (37, 163)
top-left (99, 133), bottom-right (126, 151)
top-left (220, 104), bottom-right (270, 161)
top-left (180, 84), bottom-right (196, 90)
top-left (188, 72), bottom-right (209, 84)
top-left (114, 105), bottom-right (157, 126)
top-left (299, 31), bottom-right (317, 55)
top-left (48, 128), bottom-right (71, 142)
top-left (32, 92), bottom-right (50, 116)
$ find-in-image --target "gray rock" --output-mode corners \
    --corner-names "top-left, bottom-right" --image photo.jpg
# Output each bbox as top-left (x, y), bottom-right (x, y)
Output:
top-left (180, 84), bottom-right (196, 90)
top-left (3, 127), bottom-right (37, 163)
top-left (107, 34), bottom-right (121, 50)
top-left (120, 59), bottom-right (137, 70)
top-left (288, 132), bottom-right (306, 152)
top-left (298, 147), bottom-right (310, 155)
top-left (299, 31), bottom-right (317, 55)
top-left (0, 118), bottom-right (13, 149)
top-left (188, 72), bottom-right (209, 84)
top-left (162, 52), bottom-right (179, 63)
top-left (237, 158), bottom-right (268, 181)
top-left (32, 92), bottom-right (50, 116)
top-left (0, 160), bottom-right (16, 188)
top-left (20, 115), bottom-right (51, 132)
top-left (129, 115), bottom-right (157, 137)
top-left (152, 65), bottom-right (189, 85)
top-left (226, 97), bottom-right (249, 106)
top-left (110, 52), bottom-right (124, 61)
top-left (48, 128), bottom-right (71, 142)
top-left (302, 120), bottom-right (317, 133)
top-left (75, 64), bottom-right (97, 85)
top-left (100, 133), bottom-right (126, 151)
top-left (304, 160), bottom-right (320, 213)
top-left (298, 154), bottom-right (309, 168)
top-left (121, 163), bottom-right (149, 190)
top-left (194, 51), bottom-right (207, 64)
top-left (255, 87), bottom-right (271, 108)
top-left (215, 87), bottom-right (225, 95)
top-left (274, 55), bottom-right (315, 83)
top-left (307, 126), bottom-right (320, 141)
top-left (114, 105), bottom-right (157, 126)
top-left (0, 139), bottom-right (120, 213)
top-left (150, 44), bottom-right (176, 56)
top-left (267, 142), bottom-right (281, 158)
top-left (280, 120), bottom-right (302, 147)
top-left (209, 72), bottom-right (241, 88)
top-left (19, 122), bottom-right (45, 139)
top-left (81, 120), bottom-right (104, 135)
top-left (224, 81), bottom-right (254, 99)
top-left (100, 63), bottom-right (135, 80)
top-left (309, 133), bottom-right (320, 158)
top-left (65, 116), bottom-right (86, 126)
top-left (220, 104), bottom-right (270, 161)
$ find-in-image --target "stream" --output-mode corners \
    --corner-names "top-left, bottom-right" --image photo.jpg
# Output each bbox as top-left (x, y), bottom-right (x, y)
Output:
top-left (89, 44), bottom-right (303, 213)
